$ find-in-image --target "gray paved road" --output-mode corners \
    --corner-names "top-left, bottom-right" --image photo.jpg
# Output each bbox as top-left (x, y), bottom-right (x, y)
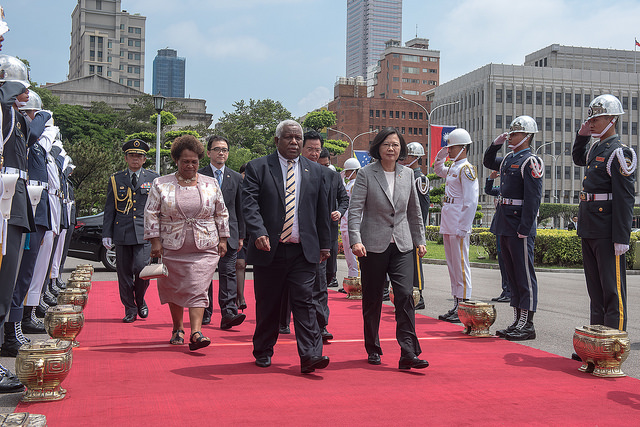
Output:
top-left (1, 256), bottom-right (637, 414)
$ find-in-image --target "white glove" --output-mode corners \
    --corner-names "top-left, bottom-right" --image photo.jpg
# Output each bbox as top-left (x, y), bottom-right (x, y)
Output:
top-left (614, 243), bottom-right (629, 257)
top-left (435, 147), bottom-right (448, 161)
top-left (493, 132), bottom-right (508, 146)
top-left (578, 121), bottom-right (591, 136)
top-left (517, 233), bottom-right (527, 239)
top-left (102, 237), bottom-right (113, 249)
top-left (456, 229), bottom-right (468, 238)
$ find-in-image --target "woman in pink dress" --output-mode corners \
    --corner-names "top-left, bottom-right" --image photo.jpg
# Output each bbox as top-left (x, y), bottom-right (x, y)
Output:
top-left (145, 135), bottom-right (229, 351)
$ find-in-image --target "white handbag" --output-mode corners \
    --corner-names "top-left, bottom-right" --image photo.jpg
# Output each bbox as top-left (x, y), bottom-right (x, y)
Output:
top-left (139, 257), bottom-right (168, 280)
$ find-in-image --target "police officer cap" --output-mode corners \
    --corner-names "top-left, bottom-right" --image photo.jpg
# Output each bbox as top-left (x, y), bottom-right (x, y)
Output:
top-left (122, 138), bottom-right (150, 155)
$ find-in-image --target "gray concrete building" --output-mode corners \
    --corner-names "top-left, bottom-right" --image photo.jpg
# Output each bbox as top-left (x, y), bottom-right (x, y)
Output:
top-left (427, 44), bottom-right (640, 226)
top-left (69, 0), bottom-right (146, 91)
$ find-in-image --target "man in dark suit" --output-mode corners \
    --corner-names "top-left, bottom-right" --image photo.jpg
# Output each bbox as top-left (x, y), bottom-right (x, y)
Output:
top-left (242, 119), bottom-right (331, 374)
top-left (102, 139), bottom-right (159, 323)
top-left (199, 135), bottom-right (246, 330)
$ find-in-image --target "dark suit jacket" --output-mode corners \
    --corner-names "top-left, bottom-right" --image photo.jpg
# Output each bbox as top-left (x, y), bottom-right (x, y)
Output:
top-left (103, 168), bottom-right (159, 245)
top-left (322, 167), bottom-right (349, 242)
top-left (242, 153), bottom-right (330, 266)
top-left (198, 164), bottom-right (245, 250)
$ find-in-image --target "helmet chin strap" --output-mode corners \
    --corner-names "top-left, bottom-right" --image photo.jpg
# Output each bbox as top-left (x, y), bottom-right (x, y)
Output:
top-left (450, 147), bottom-right (464, 162)
top-left (345, 170), bottom-right (356, 180)
top-left (406, 158), bottom-right (418, 168)
top-left (592, 117), bottom-right (617, 139)
top-left (508, 134), bottom-right (531, 150)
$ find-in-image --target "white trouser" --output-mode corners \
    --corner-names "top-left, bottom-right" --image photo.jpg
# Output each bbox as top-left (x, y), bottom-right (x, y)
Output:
top-left (442, 233), bottom-right (472, 300)
top-left (49, 229), bottom-right (67, 279)
top-left (26, 230), bottom-right (55, 306)
top-left (340, 229), bottom-right (359, 277)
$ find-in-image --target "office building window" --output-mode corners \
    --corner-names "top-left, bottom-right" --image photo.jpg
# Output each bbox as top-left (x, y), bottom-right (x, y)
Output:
top-left (575, 119), bottom-right (581, 130)
top-left (565, 93), bottom-right (571, 107)
top-left (555, 118), bottom-right (561, 131)
top-left (428, 81), bottom-right (437, 86)
top-left (108, 41), bottom-right (112, 49)
top-left (89, 65), bottom-right (95, 74)
top-left (393, 65), bottom-right (400, 70)
top-left (376, 110), bottom-right (380, 118)
top-left (392, 77), bottom-right (399, 82)
top-left (496, 115), bottom-right (503, 129)
top-left (632, 122), bottom-right (638, 135)
top-left (565, 167), bottom-right (571, 179)
top-left (623, 96), bottom-right (629, 110)
top-left (403, 55), bottom-right (419, 62)
top-left (120, 37), bottom-right (124, 43)
top-left (369, 110), bottom-right (373, 118)
top-left (536, 91), bottom-right (542, 105)
top-left (389, 111), bottom-right (393, 118)
top-left (516, 90), bottom-right (522, 104)
top-left (401, 127), bottom-right (405, 134)
top-left (418, 128), bottom-right (423, 135)
top-left (575, 94), bottom-right (581, 107)
top-left (408, 128), bottom-right (413, 135)
top-left (506, 115), bottom-right (512, 126)
top-left (526, 91), bottom-right (532, 104)
top-left (120, 24), bottom-right (124, 30)
top-left (402, 67), bottom-right (419, 74)
top-left (556, 92), bottom-right (562, 106)
top-left (584, 94), bottom-right (591, 105)
top-left (96, 0), bottom-right (102, 10)
top-left (408, 112), bottom-right (413, 119)
top-left (565, 118), bottom-right (571, 133)
top-left (506, 89), bottom-right (512, 103)
top-left (419, 112), bottom-right (423, 120)
top-left (90, 50), bottom-right (95, 60)
top-left (107, 56), bottom-right (112, 63)
top-left (402, 111), bottom-right (406, 119)
top-left (496, 89), bottom-right (503, 103)
top-left (632, 97), bottom-right (638, 110)
top-left (392, 89), bottom-right (399, 94)
top-left (546, 92), bottom-right (552, 106)
top-left (382, 110), bottom-right (386, 118)
top-left (536, 117), bottom-right (542, 130)
top-left (134, 80), bottom-right (140, 87)
top-left (545, 117), bottom-right (552, 131)
top-left (107, 71), bottom-right (112, 77)
top-left (622, 121), bottom-right (628, 135)
top-left (395, 111), bottom-right (399, 119)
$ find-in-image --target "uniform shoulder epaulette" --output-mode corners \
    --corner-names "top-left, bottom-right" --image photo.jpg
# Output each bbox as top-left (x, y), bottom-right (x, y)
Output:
top-left (461, 164), bottom-right (477, 181)
top-left (607, 146), bottom-right (637, 177)
top-left (520, 155), bottom-right (544, 179)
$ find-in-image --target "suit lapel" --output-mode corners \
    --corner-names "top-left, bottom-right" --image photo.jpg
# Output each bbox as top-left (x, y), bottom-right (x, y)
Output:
top-left (267, 153), bottom-right (286, 205)
top-left (298, 156), bottom-right (308, 202)
top-left (392, 166), bottom-right (403, 207)
top-left (372, 162), bottom-right (393, 206)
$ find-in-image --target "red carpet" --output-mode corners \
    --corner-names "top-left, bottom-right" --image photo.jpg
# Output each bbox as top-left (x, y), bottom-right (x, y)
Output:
top-left (16, 280), bottom-right (640, 426)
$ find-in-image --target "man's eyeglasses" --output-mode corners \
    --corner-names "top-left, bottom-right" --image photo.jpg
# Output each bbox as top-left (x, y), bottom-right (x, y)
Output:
top-left (210, 147), bottom-right (229, 153)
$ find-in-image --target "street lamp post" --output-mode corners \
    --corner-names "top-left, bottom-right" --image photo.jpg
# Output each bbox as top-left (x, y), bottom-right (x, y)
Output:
top-left (397, 96), bottom-right (460, 171)
top-left (327, 127), bottom-right (378, 157)
top-left (153, 94), bottom-right (166, 175)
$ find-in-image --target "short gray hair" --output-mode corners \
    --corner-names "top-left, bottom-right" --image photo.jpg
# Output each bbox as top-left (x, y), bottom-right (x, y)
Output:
top-left (275, 119), bottom-right (302, 138)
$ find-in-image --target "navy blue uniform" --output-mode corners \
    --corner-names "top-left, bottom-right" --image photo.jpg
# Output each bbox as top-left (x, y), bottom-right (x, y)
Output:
top-left (483, 145), bottom-right (543, 312)
top-left (572, 133), bottom-right (636, 331)
top-left (484, 178), bottom-right (511, 299)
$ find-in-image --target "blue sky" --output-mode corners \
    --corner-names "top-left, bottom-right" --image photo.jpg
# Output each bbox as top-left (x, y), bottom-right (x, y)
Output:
top-left (5, 0), bottom-right (640, 124)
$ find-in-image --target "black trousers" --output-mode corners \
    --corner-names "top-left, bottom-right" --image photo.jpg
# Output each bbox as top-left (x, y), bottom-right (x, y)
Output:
top-left (281, 258), bottom-right (329, 330)
top-left (500, 235), bottom-right (537, 312)
top-left (115, 243), bottom-right (151, 316)
top-left (496, 235), bottom-right (511, 296)
top-left (358, 243), bottom-right (421, 358)
top-left (0, 226), bottom-right (26, 330)
top-left (205, 248), bottom-right (239, 319)
top-left (253, 243), bottom-right (322, 362)
top-left (581, 238), bottom-right (627, 331)
top-left (10, 225), bottom-right (48, 321)
top-left (325, 238), bottom-right (339, 283)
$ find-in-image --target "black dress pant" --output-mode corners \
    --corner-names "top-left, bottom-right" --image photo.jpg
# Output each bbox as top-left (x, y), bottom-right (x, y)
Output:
top-left (358, 243), bottom-right (421, 358)
top-left (581, 238), bottom-right (627, 331)
top-left (115, 243), bottom-right (150, 316)
top-left (0, 226), bottom-right (26, 329)
top-left (205, 248), bottom-right (239, 320)
top-left (500, 235), bottom-right (537, 312)
top-left (10, 225), bottom-right (47, 321)
top-left (253, 243), bottom-right (322, 362)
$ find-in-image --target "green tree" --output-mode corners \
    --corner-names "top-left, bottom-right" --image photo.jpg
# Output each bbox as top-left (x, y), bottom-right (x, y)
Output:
top-left (31, 87), bottom-right (60, 111)
top-left (225, 146), bottom-right (255, 172)
top-left (216, 99), bottom-right (293, 157)
top-left (324, 138), bottom-right (348, 157)
top-left (303, 110), bottom-right (336, 131)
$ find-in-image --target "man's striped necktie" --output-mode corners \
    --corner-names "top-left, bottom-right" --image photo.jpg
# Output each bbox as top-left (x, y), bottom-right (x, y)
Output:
top-left (281, 159), bottom-right (295, 242)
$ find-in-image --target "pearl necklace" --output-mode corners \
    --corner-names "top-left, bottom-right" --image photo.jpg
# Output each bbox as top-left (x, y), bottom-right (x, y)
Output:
top-left (175, 172), bottom-right (196, 184)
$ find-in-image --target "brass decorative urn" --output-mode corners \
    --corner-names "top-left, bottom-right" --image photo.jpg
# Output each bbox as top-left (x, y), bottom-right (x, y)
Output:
top-left (0, 412), bottom-right (47, 426)
top-left (66, 277), bottom-right (91, 294)
top-left (16, 339), bottom-right (73, 402)
top-left (458, 301), bottom-right (497, 337)
top-left (44, 305), bottom-right (84, 347)
top-left (75, 264), bottom-right (94, 275)
top-left (389, 287), bottom-right (420, 308)
top-left (573, 325), bottom-right (630, 377)
top-left (57, 288), bottom-right (88, 310)
top-left (342, 277), bottom-right (362, 300)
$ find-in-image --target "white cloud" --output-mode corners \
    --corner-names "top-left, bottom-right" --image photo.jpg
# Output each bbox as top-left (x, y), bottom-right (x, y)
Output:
top-left (295, 86), bottom-right (333, 117)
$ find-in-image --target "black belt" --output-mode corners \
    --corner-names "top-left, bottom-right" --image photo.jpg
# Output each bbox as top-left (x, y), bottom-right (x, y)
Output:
top-left (579, 191), bottom-right (613, 202)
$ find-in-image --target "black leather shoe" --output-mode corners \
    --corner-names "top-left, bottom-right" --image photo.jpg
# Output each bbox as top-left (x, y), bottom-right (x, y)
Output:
top-left (327, 278), bottom-right (339, 287)
top-left (21, 318), bottom-right (46, 334)
top-left (398, 355), bottom-right (429, 370)
top-left (122, 313), bottom-right (137, 323)
top-left (301, 355), bottom-right (330, 374)
top-left (571, 352), bottom-right (582, 362)
top-left (0, 341), bottom-right (21, 358)
top-left (279, 326), bottom-right (290, 335)
top-left (495, 295), bottom-right (510, 303)
top-left (255, 356), bottom-right (271, 368)
top-left (321, 328), bottom-right (333, 341)
top-left (438, 308), bottom-right (456, 321)
top-left (202, 314), bottom-right (211, 325)
top-left (43, 291), bottom-right (57, 307)
top-left (0, 374), bottom-right (24, 393)
top-left (138, 302), bottom-right (149, 318)
top-left (439, 310), bottom-right (461, 323)
top-left (503, 324), bottom-right (536, 341)
top-left (338, 288), bottom-right (347, 294)
top-left (220, 313), bottom-right (246, 330)
top-left (415, 296), bottom-right (425, 310)
top-left (367, 353), bottom-right (381, 365)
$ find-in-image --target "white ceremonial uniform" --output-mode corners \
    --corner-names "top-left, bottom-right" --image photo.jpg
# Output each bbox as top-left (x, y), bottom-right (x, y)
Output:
top-left (434, 157), bottom-right (479, 300)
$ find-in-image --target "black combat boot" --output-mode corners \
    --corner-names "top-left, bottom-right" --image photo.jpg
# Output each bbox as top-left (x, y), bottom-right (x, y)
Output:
top-left (1, 322), bottom-right (23, 357)
top-left (496, 307), bottom-right (520, 337)
top-left (504, 310), bottom-right (536, 341)
top-left (22, 306), bottom-right (46, 334)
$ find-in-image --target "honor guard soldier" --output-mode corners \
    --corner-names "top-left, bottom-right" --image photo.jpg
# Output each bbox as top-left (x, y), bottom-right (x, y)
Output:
top-left (483, 116), bottom-right (543, 341)
top-left (572, 94), bottom-right (636, 333)
top-left (434, 129), bottom-right (479, 322)
top-left (103, 139), bottom-right (159, 323)
top-left (399, 142), bottom-right (430, 310)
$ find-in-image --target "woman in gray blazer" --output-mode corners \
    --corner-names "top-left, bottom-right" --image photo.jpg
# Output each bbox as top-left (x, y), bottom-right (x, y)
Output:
top-left (348, 127), bottom-right (428, 370)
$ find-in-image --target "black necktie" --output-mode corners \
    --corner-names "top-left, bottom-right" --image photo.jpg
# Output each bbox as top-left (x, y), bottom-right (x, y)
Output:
top-left (131, 173), bottom-right (137, 188)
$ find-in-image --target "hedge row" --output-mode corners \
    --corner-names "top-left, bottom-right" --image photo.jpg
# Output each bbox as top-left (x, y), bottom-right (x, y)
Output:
top-left (425, 226), bottom-right (638, 268)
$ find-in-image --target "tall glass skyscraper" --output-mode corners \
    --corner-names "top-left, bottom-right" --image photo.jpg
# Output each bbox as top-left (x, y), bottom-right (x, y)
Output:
top-left (346, 0), bottom-right (402, 78)
top-left (152, 48), bottom-right (185, 98)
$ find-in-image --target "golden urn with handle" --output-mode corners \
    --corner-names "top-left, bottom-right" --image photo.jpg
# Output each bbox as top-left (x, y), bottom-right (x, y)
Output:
top-left (458, 301), bottom-right (497, 337)
top-left (573, 325), bottom-right (630, 377)
top-left (16, 339), bottom-right (73, 402)
top-left (45, 305), bottom-right (85, 347)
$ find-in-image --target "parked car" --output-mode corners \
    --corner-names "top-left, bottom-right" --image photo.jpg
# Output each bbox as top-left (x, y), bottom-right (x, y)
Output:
top-left (69, 212), bottom-right (116, 271)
